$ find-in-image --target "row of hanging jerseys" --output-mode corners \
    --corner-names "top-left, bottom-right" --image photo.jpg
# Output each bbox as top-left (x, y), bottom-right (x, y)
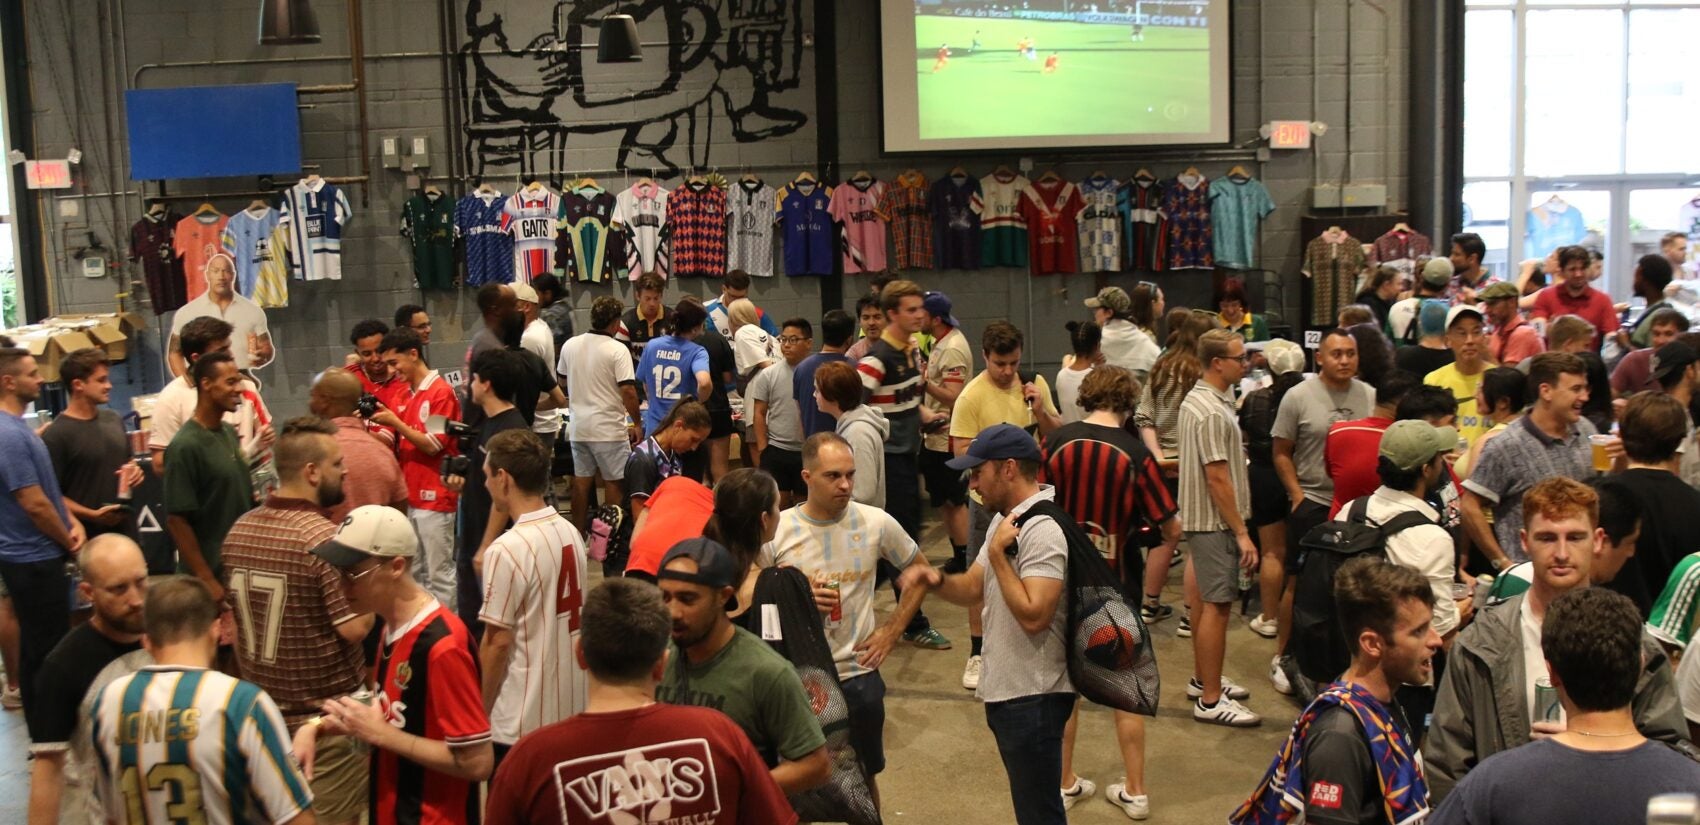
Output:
top-left (128, 176), bottom-right (354, 315)
top-left (1303, 223), bottom-right (1434, 327)
top-left (408, 166), bottom-right (1282, 287)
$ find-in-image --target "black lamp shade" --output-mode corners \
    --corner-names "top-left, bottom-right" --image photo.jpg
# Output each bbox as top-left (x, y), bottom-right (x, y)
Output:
top-left (597, 14), bottom-right (643, 63)
top-left (259, 0), bottom-right (321, 45)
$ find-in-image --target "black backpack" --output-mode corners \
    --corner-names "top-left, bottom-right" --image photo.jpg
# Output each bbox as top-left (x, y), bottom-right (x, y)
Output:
top-left (1292, 497), bottom-right (1432, 685)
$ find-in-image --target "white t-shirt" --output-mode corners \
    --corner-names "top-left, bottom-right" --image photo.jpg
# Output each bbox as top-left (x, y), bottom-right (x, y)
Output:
top-left (522, 318), bottom-right (561, 435)
top-left (1520, 597), bottom-right (1564, 728)
top-left (478, 506), bottom-right (588, 745)
top-left (1054, 358), bottom-right (1093, 425)
top-left (1678, 633), bottom-right (1700, 727)
top-left (733, 325), bottom-right (777, 378)
top-left (976, 487), bottom-right (1072, 703)
top-left (759, 503), bottom-right (918, 680)
top-left (147, 374), bottom-right (270, 462)
top-left (170, 293), bottom-right (271, 370)
top-left (557, 331), bottom-right (636, 443)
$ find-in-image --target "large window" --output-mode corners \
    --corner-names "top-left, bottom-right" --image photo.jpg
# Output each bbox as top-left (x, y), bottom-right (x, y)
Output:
top-left (1463, 1), bottom-right (1700, 299)
top-left (0, 25), bottom-right (15, 328)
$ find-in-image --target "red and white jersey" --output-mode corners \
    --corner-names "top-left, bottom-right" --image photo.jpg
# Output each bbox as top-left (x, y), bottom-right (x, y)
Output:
top-left (500, 187), bottom-right (561, 283)
top-left (478, 506), bottom-right (588, 744)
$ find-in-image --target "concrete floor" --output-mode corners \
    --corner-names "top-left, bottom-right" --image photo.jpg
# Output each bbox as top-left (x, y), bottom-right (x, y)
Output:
top-left (0, 524), bottom-right (1299, 824)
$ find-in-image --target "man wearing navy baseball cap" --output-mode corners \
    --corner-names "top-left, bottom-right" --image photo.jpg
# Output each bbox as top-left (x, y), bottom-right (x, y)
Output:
top-left (920, 290), bottom-right (975, 578)
top-left (903, 423), bottom-right (1073, 824)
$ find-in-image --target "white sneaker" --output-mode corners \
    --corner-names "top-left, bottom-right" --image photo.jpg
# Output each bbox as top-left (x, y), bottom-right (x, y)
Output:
top-left (1248, 614), bottom-right (1278, 638)
top-left (0, 685), bottom-right (18, 711)
top-left (1192, 695), bottom-right (1262, 727)
top-left (1060, 776), bottom-right (1096, 811)
top-left (1175, 614), bottom-right (1193, 638)
top-left (961, 655), bottom-right (983, 691)
top-left (1271, 655), bottom-right (1293, 695)
top-left (1186, 674), bottom-right (1251, 701)
top-left (1106, 782), bottom-right (1150, 820)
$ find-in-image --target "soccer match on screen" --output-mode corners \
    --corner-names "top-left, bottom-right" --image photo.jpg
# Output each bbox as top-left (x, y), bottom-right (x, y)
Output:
top-left (913, 1), bottom-right (1216, 140)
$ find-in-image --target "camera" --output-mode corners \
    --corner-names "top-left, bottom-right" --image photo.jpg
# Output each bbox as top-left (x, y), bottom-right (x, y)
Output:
top-left (356, 393), bottom-right (380, 418)
top-left (441, 454), bottom-right (473, 480)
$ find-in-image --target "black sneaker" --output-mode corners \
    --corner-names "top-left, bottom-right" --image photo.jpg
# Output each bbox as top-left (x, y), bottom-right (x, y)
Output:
top-left (1141, 602), bottom-right (1174, 623)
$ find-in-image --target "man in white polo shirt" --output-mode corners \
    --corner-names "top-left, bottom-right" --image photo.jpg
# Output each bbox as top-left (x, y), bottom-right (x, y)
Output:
top-left (557, 296), bottom-right (641, 535)
top-left (168, 252), bottom-right (273, 375)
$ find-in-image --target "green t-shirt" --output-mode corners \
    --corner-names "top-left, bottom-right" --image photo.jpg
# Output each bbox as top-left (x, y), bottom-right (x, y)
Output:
top-left (1486, 561), bottom-right (1534, 606)
top-left (656, 626), bottom-right (826, 764)
top-left (162, 420), bottom-right (254, 577)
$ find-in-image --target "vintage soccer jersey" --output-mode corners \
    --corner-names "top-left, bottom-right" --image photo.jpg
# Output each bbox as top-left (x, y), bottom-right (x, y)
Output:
top-left (278, 178), bottom-right (353, 281)
top-left (251, 224), bottom-right (291, 309)
top-left (1648, 553), bottom-right (1700, 650)
top-left (777, 178), bottom-right (835, 276)
top-left (612, 181), bottom-right (669, 278)
top-left (501, 186), bottom-right (562, 284)
top-left (667, 180), bottom-right (729, 278)
top-left (1162, 173), bottom-right (1214, 270)
top-left (395, 370), bottom-right (460, 513)
top-left (454, 190), bottom-right (513, 285)
top-left (726, 180), bottom-right (777, 276)
top-left (1209, 176), bottom-right (1276, 269)
top-left (173, 211), bottom-right (228, 302)
top-left (401, 192), bottom-right (457, 290)
top-left (637, 334), bottom-right (711, 435)
top-left (975, 170), bottom-right (1030, 267)
top-left (221, 206), bottom-right (281, 299)
top-left (131, 212), bottom-right (188, 315)
top-left (1042, 421), bottom-right (1178, 568)
top-left (829, 177), bottom-right (888, 273)
top-left (1077, 175), bottom-right (1122, 272)
top-left (1019, 178), bottom-right (1085, 275)
top-left (879, 171), bottom-right (933, 271)
top-left (857, 334), bottom-right (925, 455)
top-left (932, 172), bottom-right (982, 270)
top-left (479, 507), bottom-right (589, 744)
top-left (555, 185), bottom-right (620, 284)
top-left (89, 666), bottom-right (312, 825)
top-left (371, 601), bottom-right (491, 825)
top-left (1118, 178), bottom-right (1168, 272)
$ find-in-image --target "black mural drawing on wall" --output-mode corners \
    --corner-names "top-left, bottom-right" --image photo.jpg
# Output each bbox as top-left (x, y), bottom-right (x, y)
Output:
top-left (459, 0), bottom-right (809, 182)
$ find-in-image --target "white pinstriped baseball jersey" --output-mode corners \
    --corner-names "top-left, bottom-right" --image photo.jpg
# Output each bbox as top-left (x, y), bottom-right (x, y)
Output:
top-left (478, 506), bottom-right (589, 744)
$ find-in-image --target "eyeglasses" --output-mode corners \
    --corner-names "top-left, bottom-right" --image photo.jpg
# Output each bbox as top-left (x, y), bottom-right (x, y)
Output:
top-left (342, 560), bottom-right (383, 583)
top-left (1216, 353), bottom-right (1251, 364)
top-left (778, 335), bottom-right (810, 344)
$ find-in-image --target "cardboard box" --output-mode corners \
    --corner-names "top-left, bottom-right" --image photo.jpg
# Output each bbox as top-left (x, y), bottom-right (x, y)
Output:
top-left (2, 311), bottom-right (146, 381)
top-left (49, 312), bottom-right (145, 361)
top-left (12, 327), bottom-right (96, 383)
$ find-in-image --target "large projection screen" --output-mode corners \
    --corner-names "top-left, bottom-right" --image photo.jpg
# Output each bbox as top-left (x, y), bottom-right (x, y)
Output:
top-left (880, 1), bottom-right (1231, 153)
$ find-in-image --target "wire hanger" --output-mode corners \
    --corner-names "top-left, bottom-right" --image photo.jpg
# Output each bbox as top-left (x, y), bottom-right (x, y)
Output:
top-left (1037, 168), bottom-right (1062, 184)
top-left (1133, 168), bottom-right (1156, 182)
top-left (795, 169), bottom-right (818, 184)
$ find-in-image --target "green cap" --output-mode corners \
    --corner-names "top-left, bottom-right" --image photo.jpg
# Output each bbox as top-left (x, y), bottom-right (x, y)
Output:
top-left (1478, 281), bottom-right (1520, 302)
top-left (1378, 420), bottom-right (1460, 471)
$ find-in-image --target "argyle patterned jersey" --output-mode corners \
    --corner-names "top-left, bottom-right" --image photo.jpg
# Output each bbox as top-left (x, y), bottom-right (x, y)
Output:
top-left (666, 181), bottom-right (728, 278)
top-left (1076, 176), bottom-right (1122, 273)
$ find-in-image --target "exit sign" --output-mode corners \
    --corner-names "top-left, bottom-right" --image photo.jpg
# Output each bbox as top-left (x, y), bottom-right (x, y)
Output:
top-left (1269, 121), bottom-right (1313, 150)
top-left (24, 160), bottom-right (73, 189)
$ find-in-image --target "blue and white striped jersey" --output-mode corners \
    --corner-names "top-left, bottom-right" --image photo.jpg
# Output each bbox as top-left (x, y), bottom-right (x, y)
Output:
top-left (278, 178), bottom-right (353, 281)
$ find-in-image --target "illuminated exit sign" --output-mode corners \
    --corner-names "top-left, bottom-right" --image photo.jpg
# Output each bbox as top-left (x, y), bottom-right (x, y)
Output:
top-left (1268, 121), bottom-right (1313, 150)
top-left (24, 160), bottom-right (73, 189)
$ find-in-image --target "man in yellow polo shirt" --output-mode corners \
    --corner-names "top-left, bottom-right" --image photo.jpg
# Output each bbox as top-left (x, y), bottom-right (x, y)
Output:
top-left (1425, 304), bottom-right (1492, 446)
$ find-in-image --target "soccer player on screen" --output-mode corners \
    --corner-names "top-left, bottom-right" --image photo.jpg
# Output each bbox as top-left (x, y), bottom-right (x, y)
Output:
top-left (1043, 52), bottom-right (1059, 73)
top-left (1131, 23), bottom-right (1145, 42)
top-left (933, 43), bottom-right (950, 73)
top-left (970, 30), bottom-right (982, 53)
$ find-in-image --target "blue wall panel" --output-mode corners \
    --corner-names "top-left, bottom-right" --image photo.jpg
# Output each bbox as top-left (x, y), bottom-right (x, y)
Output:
top-left (126, 83), bottom-right (302, 180)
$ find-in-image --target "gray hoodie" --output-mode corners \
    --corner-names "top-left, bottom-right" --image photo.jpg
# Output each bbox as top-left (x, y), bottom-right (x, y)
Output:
top-left (835, 405), bottom-right (890, 508)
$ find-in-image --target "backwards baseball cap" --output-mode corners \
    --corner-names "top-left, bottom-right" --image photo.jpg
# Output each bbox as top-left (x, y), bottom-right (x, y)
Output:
top-left (1478, 281), bottom-right (1521, 302)
top-left (1418, 299), bottom-right (1451, 338)
top-left (510, 282), bottom-right (540, 305)
top-left (1421, 257), bottom-right (1455, 289)
top-left (1445, 303), bottom-right (1484, 330)
top-left (945, 423), bottom-right (1044, 470)
top-left (1264, 339), bottom-right (1306, 376)
top-left (1379, 420), bottom-right (1460, 471)
top-left (312, 505), bottom-right (419, 568)
top-left (1084, 286), bottom-right (1131, 315)
top-left (657, 538), bottom-right (740, 589)
top-left (922, 291), bottom-right (960, 328)
top-left (1651, 340), bottom-right (1700, 383)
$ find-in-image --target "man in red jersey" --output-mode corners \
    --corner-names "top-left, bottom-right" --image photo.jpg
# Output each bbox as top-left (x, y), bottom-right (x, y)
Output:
top-left (346, 318), bottom-right (409, 447)
top-left (369, 326), bottom-right (461, 610)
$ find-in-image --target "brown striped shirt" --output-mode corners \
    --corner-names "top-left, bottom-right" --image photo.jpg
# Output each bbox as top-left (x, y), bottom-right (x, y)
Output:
top-left (1178, 380), bottom-right (1251, 532)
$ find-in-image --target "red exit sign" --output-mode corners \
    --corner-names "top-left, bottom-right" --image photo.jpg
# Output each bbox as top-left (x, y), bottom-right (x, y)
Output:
top-left (1269, 121), bottom-right (1313, 150)
top-left (24, 160), bottom-right (73, 190)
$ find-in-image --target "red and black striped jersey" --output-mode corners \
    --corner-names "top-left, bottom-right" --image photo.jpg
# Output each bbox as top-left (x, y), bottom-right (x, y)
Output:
top-left (1042, 421), bottom-right (1178, 568)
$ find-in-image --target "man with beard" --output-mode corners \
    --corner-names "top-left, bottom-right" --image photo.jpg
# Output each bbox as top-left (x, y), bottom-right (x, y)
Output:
top-left (222, 416), bottom-right (374, 825)
top-left (655, 537), bottom-right (829, 793)
top-left (24, 534), bottom-right (149, 825)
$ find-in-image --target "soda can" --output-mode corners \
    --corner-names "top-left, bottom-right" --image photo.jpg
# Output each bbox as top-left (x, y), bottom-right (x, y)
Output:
top-left (825, 580), bottom-right (842, 629)
top-left (349, 688), bottom-right (377, 706)
top-left (1534, 676), bottom-right (1562, 723)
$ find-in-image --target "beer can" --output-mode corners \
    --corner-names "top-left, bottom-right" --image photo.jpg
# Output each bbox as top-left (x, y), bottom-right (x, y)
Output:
top-left (1534, 676), bottom-right (1562, 723)
top-left (825, 580), bottom-right (842, 628)
top-left (348, 688), bottom-right (377, 706)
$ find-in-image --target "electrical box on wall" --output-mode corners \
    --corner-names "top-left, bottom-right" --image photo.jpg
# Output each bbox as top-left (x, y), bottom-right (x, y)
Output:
top-left (1310, 184), bottom-right (1388, 209)
top-left (81, 257), bottom-right (106, 278)
top-left (381, 137), bottom-right (401, 169)
top-left (407, 136), bottom-right (430, 170)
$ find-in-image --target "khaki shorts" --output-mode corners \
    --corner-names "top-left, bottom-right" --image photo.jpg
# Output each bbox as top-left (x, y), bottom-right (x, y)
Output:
top-left (310, 734), bottom-right (369, 822)
top-left (1187, 530), bottom-right (1242, 605)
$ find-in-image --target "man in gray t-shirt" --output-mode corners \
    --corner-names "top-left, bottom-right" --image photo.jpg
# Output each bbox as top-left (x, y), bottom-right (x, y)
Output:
top-left (902, 424), bottom-right (1071, 825)
top-left (1273, 331), bottom-right (1376, 564)
top-left (749, 319), bottom-right (813, 506)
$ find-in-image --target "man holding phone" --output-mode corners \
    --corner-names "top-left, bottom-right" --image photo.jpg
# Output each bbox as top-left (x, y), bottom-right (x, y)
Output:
top-left (43, 349), bottom-right (143, 541)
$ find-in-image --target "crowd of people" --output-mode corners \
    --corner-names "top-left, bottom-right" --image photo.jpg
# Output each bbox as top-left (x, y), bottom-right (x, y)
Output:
top-left (0, 239), bottom-right (1698, 824)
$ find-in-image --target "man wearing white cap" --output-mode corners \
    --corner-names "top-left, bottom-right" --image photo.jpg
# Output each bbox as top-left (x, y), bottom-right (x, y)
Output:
top-left (513, 282), bottom-right (564, 479)
top-left (1423, 304), bottom-right (1492, 447)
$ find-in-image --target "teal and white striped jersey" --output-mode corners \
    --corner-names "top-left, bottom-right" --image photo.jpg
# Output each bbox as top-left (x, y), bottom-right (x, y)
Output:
top-left (1649, 553), bottom-right (1700, 650)
top-left (88, 665), bottom-right (312, 825)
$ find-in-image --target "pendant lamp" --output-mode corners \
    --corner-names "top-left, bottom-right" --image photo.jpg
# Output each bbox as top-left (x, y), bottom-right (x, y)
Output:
top-left (596, 11), bottom-right (643, 63)
top-left (259, 0), bottom-right (321, 45)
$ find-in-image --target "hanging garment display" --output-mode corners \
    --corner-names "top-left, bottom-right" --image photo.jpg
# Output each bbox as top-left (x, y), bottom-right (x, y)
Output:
top-left (401, 190), bottom-right (456, 290)
top-left (1680, 196), bottom-right (1700, 243)
top-left (130, 210), bottom-right (187, 315)
top-left (1524, 199), bottom-right (1585, 259)
top-left (666, 179), bottom-right (728, 278)
top-left (931, 171), bottom-right (981, 271)
top-left (556, 183), bottom-right (621, 284)
top-left (1209, 175), bottom-right (1276, 270)
top-left (1118, 176), bottom-right (1167, 272)
top-left (613, 180), bottom-right (669, 278)
top-left (174, 209), bottom-right (228, 301)
top-left (1370, 225), bottom-right (1433, 277)
top-left (501, 183), bottom-right (562, 284)
top-left (1304, 227), bottom-right (1368, 327)
top-left (278, 177), bottom-right (353, 282)
top-left (254, 224), bottom-right (292, 309)
top-left (455, 188), bottom-right (513, 286)
top-left (777, 176), bottom-right (834, 277)
top-left (1162, 172), bottom-right (1214, 271)
top-left (221, 204), bottom-right (281, 302)
top-left (829, 175), bottom-right (888, 274)
top-left (726, 179), bottom-right (777, 277)
top-left (1019, 176), bottom-right (1085, 276)
top-left (976, 169), bottom-right (1031, 268)
top-left (878, 171), bottom-right (933, 271)
top-left (1076, 174), bottom-right (1122, 273)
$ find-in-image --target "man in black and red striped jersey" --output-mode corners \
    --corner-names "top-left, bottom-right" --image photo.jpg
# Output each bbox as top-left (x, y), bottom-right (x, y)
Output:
top-left (1041, 365), bottom-right (1179, 817)
top-left (295, 505), bottom-right (494, 825)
